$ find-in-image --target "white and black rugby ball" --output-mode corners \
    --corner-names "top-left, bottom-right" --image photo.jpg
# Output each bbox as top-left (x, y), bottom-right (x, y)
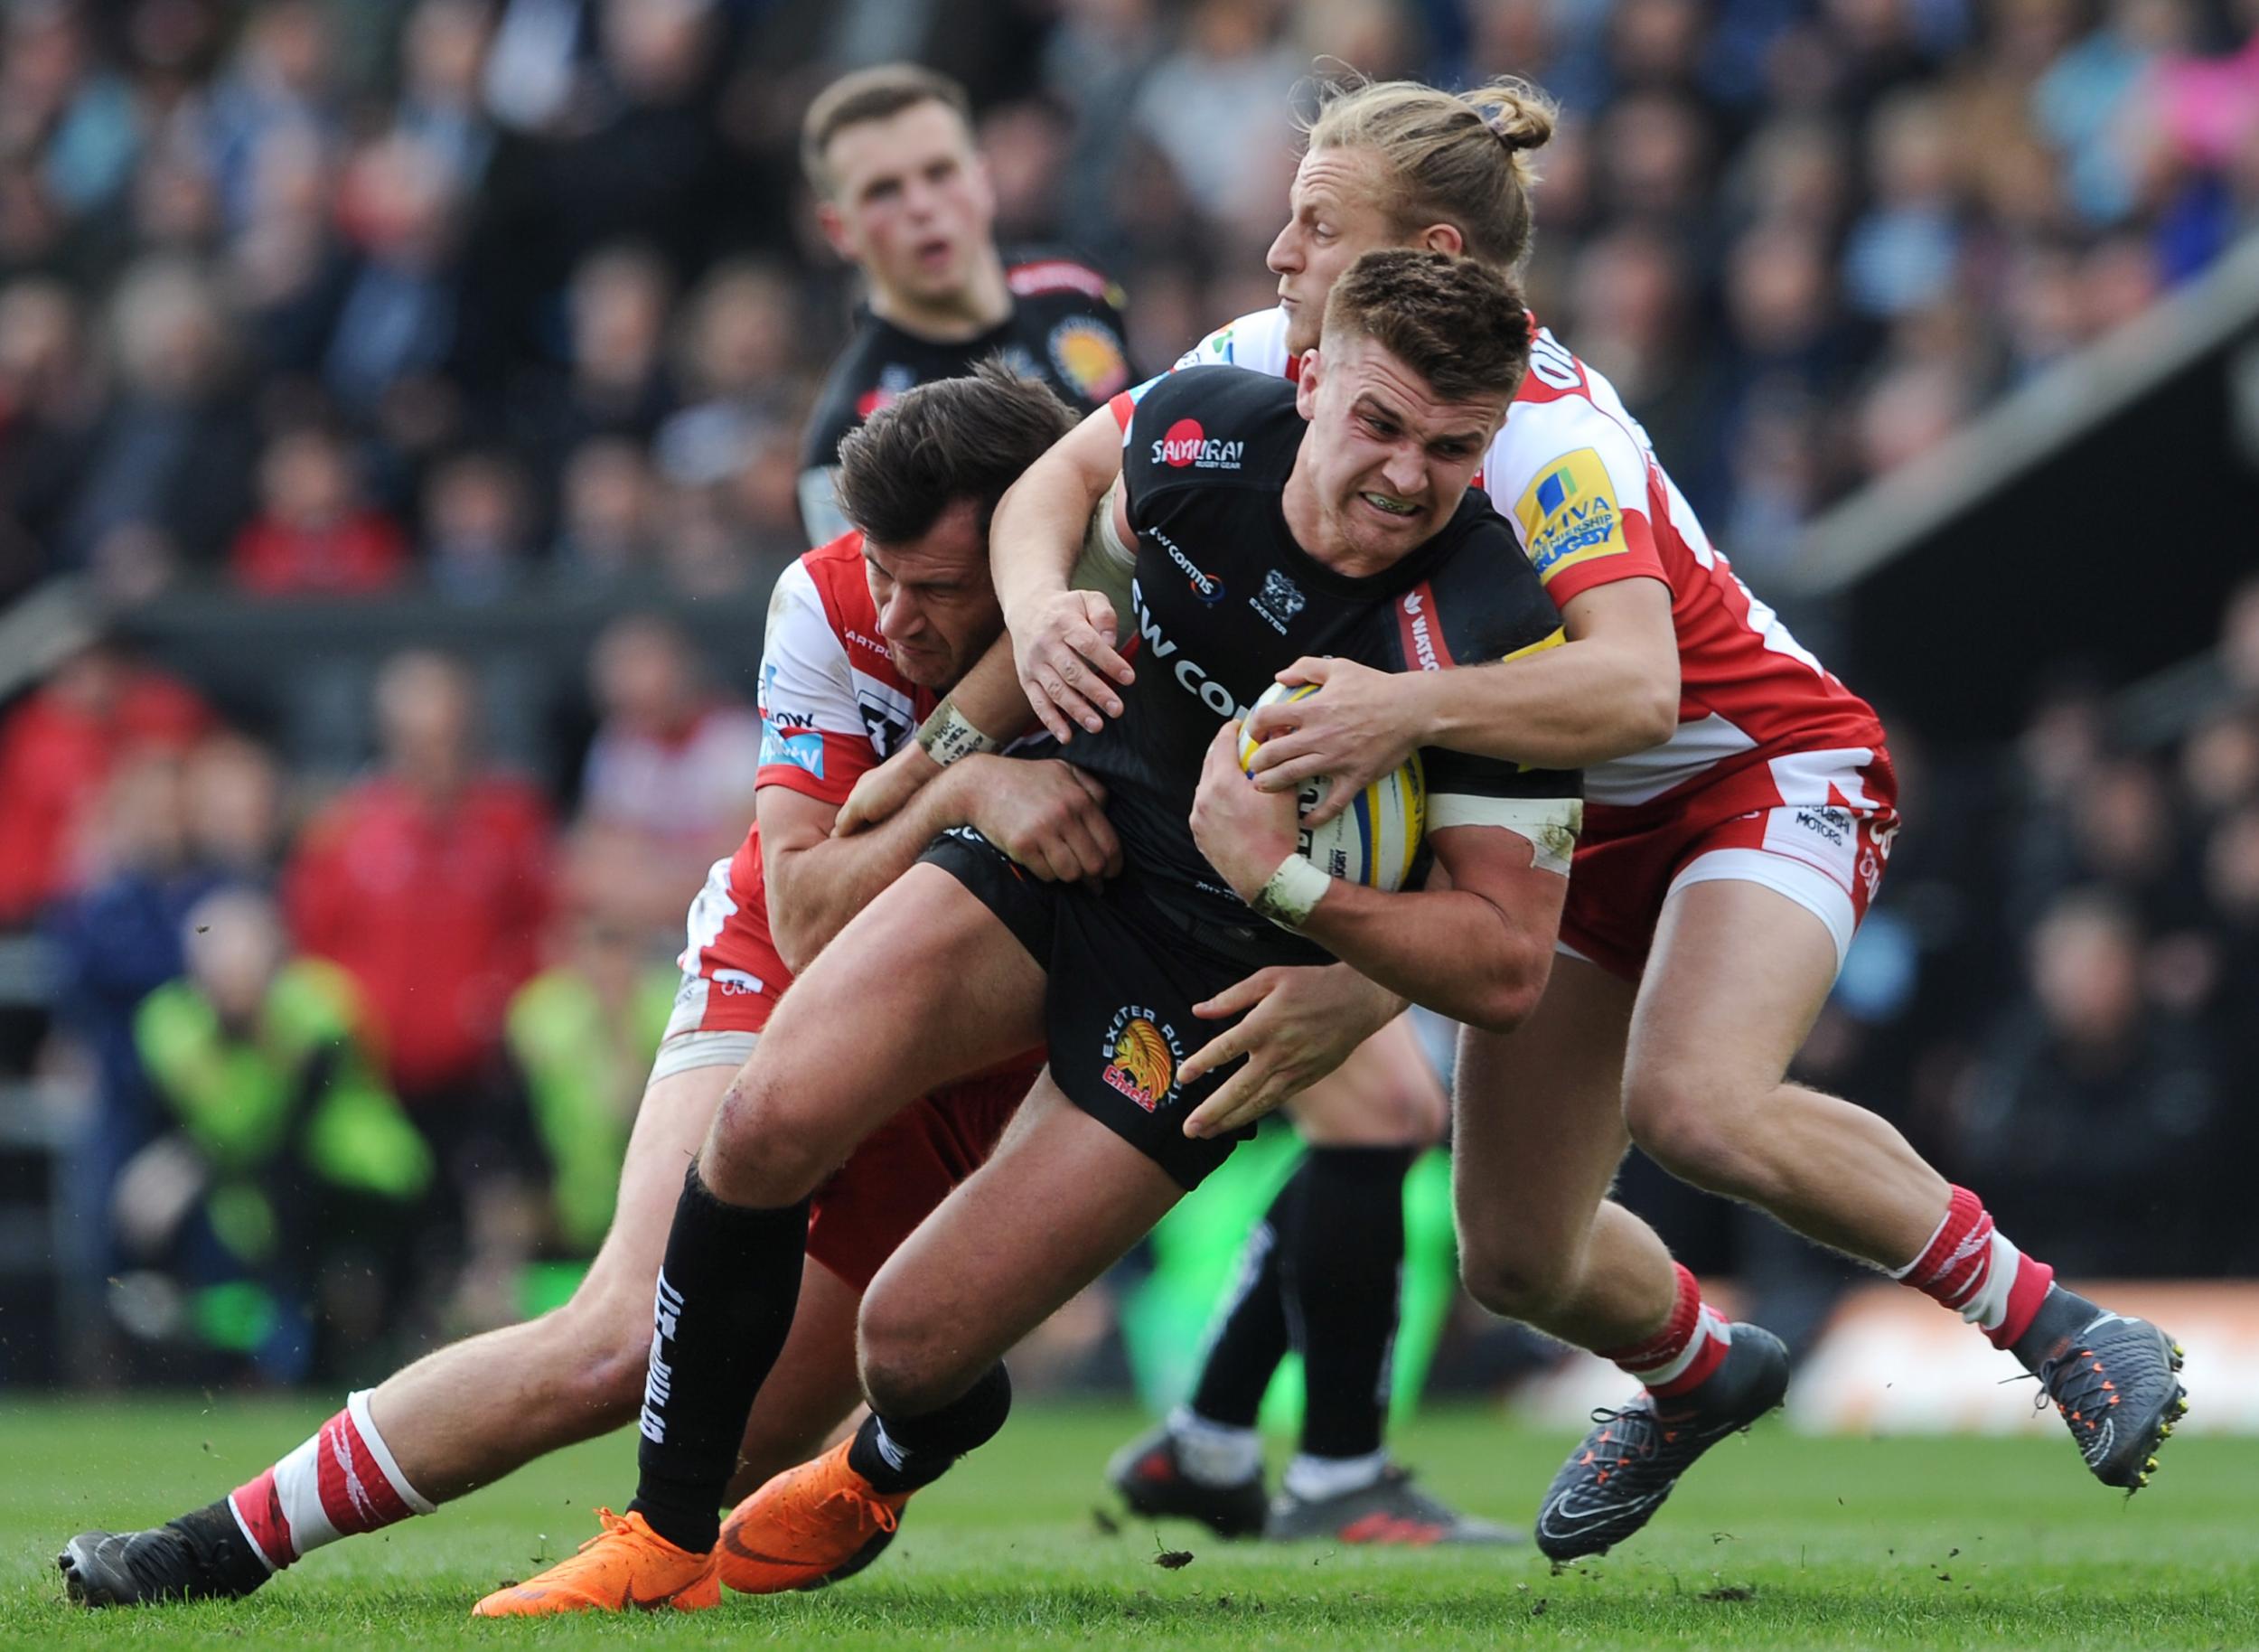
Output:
top-left (1237, 681), bottom-right (1425, 893)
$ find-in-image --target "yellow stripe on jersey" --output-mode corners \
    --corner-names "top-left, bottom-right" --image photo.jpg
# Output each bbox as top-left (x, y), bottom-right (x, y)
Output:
top-left (1502, 626), bottom-right (1567, 665)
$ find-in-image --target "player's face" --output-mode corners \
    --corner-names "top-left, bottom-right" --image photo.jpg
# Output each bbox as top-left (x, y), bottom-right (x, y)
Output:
top-left (1293, 333), bottom-right (1506, 563)
top-left (1268, 147), bottom-right (1407, 356)
top-left (818, 103), bottom-right (997, 309)
top-left (863, 497), bottom-right (1003, 690)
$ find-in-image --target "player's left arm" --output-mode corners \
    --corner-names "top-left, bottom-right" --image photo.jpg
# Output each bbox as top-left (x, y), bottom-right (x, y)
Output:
top-left (1190, 724), bottom-right (1573, 1033)
top-left (1247, 578), bottom-right (1674, 823)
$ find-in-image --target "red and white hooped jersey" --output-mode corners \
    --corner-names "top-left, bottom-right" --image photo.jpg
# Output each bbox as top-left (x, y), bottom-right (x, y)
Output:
top-left (681, 530), bottom-right (935, 1021)
top-left (1174, 310), bottom-right (1892, 838)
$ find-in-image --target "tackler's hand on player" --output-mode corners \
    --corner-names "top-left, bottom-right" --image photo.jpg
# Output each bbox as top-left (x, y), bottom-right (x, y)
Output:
top-left (833, 742), bottom-right (942, 836)
top-left (964, 756), bottom-right (1122, 885)
top-left (1244, 656), bottom-right (1425, 829)
top-left (1178, 964), bottom-right (1402, 1139)
top-left (1189, 721), bottom-right (1300, 902)
top-left (1009, 587), bottom-right (1134, 742)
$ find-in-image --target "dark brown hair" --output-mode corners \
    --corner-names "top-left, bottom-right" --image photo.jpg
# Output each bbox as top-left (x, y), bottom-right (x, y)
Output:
top-left (801, 63), bottom-right (973, 197)
top-left (1320, 249), bottom-right (1530, 405)
top-left (833, 359), bottom-right (1079, 547)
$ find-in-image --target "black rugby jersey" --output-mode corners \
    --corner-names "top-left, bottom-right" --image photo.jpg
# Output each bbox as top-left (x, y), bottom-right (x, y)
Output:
top-left (797, 249), bottom-right (1132, 543)
top-left (1067, 365), bottom-right (1579, 953)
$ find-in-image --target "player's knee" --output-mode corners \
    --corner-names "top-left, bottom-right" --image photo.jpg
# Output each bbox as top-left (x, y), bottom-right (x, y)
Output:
top-left (856, 1290), bottom-right (970, 1419)
top-left (1456, 1221), bottom-right (1575, 1324)
top-left (705, 1067), bottom-right (843, 1205)
top-left (1620, 1071), bottom-right (1754, 1194)
top-left (1297, 1077), bottom-right (1445, 1148)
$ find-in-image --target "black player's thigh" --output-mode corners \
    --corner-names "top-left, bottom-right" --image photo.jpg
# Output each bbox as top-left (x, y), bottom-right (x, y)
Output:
top-left (856, 1076), bottom-right (1184, 1419)
top-left (702, 861), bottom-right (1047, 1206)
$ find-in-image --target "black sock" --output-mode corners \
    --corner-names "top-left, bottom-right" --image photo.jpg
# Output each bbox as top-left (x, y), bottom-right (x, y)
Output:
top-left (1185, 1169), bottom-right (1301, 1429)
top-left (1283, 1145), bottom-right (1415, 1462)
top-left (2010, 1282), bottom-right (2098, 1375)
top-left (171, 1498), bottom-right (273, 1596)
top-left (847, 1363), bottom-right (1013, 1494)
top-left (629, 1164), bottom-right (809, 1553)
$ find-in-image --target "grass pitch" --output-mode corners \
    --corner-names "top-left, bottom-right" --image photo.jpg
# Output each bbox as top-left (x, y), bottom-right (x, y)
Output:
top-left (0, 1398), bottom-right (2251, 1649)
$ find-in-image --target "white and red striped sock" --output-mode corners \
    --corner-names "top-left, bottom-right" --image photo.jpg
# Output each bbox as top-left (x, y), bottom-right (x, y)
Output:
top-left (226, 1391), bottom-right (436, 1570)
top-left (1891, 1184), bottom-right (2055, 1350)
top-left (1601, 1263), bottom-right (1732, 1397)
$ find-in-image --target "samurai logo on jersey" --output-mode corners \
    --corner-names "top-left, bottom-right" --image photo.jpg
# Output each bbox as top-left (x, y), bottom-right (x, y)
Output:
top-left (1153, 418), bottom-right (1244, 471)
top-left (1514, 447), bottom-right (1626, 583)
top-left (1100, 1006), bottom-right (1184, 1112)
top-left (1250, 568), bottom-right (1305, 634)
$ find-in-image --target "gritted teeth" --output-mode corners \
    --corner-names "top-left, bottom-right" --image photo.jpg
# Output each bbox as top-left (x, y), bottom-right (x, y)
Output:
top-left (1360, 491), bottom-right (1417, 516)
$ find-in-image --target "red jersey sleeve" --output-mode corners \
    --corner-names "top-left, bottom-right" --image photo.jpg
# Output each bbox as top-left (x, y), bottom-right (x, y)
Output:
top-left (755, 558), bottom-right (883, 808)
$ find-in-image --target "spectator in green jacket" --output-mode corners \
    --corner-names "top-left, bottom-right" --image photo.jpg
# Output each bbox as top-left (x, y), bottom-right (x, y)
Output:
top-left (502, 873), bottom-right (674, 1314)
top-left (121, 887), bottom-right (433, 1381)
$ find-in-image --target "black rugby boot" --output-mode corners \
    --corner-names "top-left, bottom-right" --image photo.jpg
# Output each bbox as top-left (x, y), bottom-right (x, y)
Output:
top-left (2013, 1288), bottom-right (2189, 1492)
top-left (60, 1500), bottom-right (269, 1607)
top-left (1534, 1323), bottom-right (1790, 1562)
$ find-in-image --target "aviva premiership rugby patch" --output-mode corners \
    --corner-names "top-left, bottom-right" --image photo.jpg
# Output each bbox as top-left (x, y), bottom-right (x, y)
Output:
top-left (1514, 447), bottom-right (1625, 582)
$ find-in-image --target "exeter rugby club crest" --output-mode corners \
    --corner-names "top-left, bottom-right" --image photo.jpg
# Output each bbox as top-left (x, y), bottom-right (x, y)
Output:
top-left (1099, 1006), bottom-right (1184, 1112)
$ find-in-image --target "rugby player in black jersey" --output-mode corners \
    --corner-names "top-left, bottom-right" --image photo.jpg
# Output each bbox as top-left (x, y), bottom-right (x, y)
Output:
top-left (476, 250), bottom-right (1582, 1611)
top-left (796, 63), bottom-right (1133, 543)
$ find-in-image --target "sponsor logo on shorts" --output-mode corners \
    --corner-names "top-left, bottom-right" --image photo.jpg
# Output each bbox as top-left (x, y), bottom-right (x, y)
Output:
top-left (1250, 568), bottom-right (1305, 634)
top-left (1514, 447), bottom-right (1626, 583)
top-left (1791, 806), bottom-right (1851, 849)
top-left (1153, 418), bottom-right (1244, 470)
top-left (1100, 1006), bottom-right (1184, 1112)
top-left (1150, 528), bottom-right (1224, 602)
top-left (1049, 316), bottom-right (1130, 402)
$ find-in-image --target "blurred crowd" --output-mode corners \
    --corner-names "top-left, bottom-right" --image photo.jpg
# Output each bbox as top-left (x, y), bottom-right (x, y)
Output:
top-left (1, 0), bottom-right (2257, 1384)
top-left (0, 0), bottom-right (2255, 605)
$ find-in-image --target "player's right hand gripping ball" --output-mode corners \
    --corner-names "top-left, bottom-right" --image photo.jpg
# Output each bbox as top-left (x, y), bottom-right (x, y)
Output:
top-left (1238, 681), bottom-right (1424, 892)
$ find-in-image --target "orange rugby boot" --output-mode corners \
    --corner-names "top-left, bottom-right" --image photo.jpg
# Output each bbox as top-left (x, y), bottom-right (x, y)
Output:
top-left (716, 1439), bottom-right (910, 1594)
top-left (470, 1507), bottom-right (718, 1617)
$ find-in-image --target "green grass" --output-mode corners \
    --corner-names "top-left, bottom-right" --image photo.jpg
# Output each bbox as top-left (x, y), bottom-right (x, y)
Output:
top-left (0, 1399), bottom-right (2251, 1648)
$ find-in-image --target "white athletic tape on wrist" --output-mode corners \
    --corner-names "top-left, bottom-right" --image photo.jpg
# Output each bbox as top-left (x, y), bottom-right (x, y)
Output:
top-left (917, 701), bottom-right (1003, 767)
top-left (1253, 854), bottom-right (1331, 930)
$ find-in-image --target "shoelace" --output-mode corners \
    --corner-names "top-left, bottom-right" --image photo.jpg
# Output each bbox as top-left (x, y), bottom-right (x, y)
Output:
top-left (773, 1485), bottom-right (898, 1554)
top-left (1578, 1405), bottom-right (1664, 1485)
top-left (2031, 1346), bottom-right (2122, 1441)
top-left (576, 1509), bottom-right (638, 1557)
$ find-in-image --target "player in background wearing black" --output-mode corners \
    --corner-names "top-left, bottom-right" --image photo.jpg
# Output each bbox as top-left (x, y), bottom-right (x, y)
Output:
top-left (475, 251), bottom-right (1581, 1614)
top-left (796, 63), bottom-right (1134, 544)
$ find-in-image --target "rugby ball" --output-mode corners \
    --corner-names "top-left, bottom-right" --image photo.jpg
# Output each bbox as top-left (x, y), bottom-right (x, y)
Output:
top-left (1237, 681), bottom-right (1425, 893)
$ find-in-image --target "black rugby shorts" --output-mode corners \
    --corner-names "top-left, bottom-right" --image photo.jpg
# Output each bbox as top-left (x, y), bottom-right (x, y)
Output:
top-left (918, 828), bottom-right (1273, 1189)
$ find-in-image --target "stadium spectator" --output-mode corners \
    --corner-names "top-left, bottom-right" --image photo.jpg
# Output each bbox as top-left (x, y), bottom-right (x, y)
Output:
top-left (576, 611), bottom-right (764, 930)
top-left (501, 843), bottom-right (675, 1276)
top-left (421, 451), bottom-right (533, 603)
top-left (1951, 889), bottom-right (2224, 1276)
top-left (121, 886), bottom-right (433, 1381)
top-left (230, 426), bottom-right (408, 597)
top-left (548, 436), bottom-right (657, 588)
top-left (282, 651), bottom-right (552, 1215)
top-left (0, 638), bottom-right (211, 926)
